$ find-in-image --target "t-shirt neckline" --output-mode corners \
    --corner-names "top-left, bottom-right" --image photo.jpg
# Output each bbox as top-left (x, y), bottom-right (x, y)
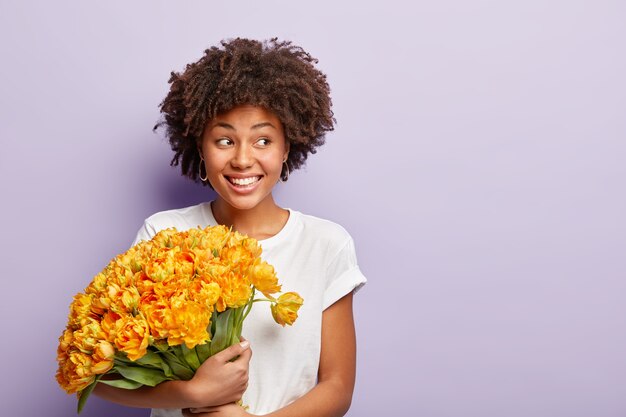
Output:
top-left (200, 201), bottom-right (297, 247)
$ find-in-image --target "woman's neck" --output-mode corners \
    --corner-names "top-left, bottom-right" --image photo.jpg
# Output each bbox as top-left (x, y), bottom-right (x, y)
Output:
top-left (211, 195), bottom-right (289, 241)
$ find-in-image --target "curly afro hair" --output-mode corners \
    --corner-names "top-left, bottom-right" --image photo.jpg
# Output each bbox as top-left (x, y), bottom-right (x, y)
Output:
top-left (155, 37), bottom-right (335, 184)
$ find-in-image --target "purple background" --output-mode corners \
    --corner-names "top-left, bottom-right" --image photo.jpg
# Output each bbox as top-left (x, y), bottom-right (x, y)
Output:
top-left (1, 1), bottom-right (625, 416)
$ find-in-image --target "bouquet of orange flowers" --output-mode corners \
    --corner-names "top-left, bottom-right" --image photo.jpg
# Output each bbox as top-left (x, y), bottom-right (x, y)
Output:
top-left (56, 225), bottom-right (303, 413)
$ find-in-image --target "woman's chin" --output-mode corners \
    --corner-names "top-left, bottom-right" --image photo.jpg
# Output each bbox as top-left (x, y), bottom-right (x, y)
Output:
top-left (216, 191), bottom-right (274, 212)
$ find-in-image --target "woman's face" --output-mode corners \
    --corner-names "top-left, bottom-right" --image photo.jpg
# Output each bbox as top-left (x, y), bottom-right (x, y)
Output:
top-left (200, 104), bottom-right (289, 211)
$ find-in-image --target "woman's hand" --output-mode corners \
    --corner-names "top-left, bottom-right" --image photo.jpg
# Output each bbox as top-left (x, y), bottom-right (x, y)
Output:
top-left (93, 340), bottom-right (251, 409)
top-left (183, 403), bottom-right (252, 417)
top-left (186, 340), bottom-right (252, 408)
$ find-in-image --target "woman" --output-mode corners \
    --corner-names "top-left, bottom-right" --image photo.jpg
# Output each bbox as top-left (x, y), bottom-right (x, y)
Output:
top-left (95, 38), bottom-right (366, 417)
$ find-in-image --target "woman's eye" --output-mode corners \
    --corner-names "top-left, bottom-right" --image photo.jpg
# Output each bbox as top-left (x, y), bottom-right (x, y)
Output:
top-left (216, 138), bottom-right (233, 147)
top-left (256, 138), bottom-right (270, 146)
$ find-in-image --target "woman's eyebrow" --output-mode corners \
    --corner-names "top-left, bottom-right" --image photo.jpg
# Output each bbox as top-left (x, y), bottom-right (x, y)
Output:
top-left (212, 121), bottom-right (235, 130)
top-left (211, 121), bottom-right (276, 130)
top-left (251, 122), bottom-right (276, 130)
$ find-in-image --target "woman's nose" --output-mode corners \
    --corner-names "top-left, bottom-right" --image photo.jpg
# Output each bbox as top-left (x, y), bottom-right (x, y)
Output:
top-left (231, 145), bottom-right (253, 168)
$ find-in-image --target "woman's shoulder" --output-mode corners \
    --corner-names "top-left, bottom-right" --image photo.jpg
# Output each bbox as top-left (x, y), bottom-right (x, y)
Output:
top-left (292, 210), bottom-right (355, 247)
top-left (133, 202), bottom-right (214, 245)
top-left (143, 202), bottom-right (212, 228)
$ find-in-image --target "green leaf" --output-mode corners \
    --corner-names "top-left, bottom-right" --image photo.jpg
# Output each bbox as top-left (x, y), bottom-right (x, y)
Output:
top-left (195, 342), bottom-right (212, 363)
top-left (113, 352), bottom-right (134, 364)
top-left (99, 378), bottom-right (144, 389)
top-left (226, 309), bottom-right (235, 347)
top-left (171, 345), bottom-right (189, 368)
top-left (135, 351), bottom-right (165, 369)
top-left (181, 344), bottom-right (201, 371)
top-left (115, 365), bottom-right (170, 387)
top-left (153, 340), bottom-right (170, 352)
top-left (228, 306), bottom-right (245, 347)
top-left (210, 310), bottom-right (232, 356)
top-left (160, 359), bottom-right (173, 378)
top-left (77, 376), bottom-right (100, 414)
top-left (161, 350), bottom-right (195, 380)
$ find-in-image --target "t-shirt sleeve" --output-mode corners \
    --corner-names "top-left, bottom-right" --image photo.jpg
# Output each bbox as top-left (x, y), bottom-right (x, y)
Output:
top-left (130, 220), bottom-right (157, 246)
top-left (323, 236), bottom-right (367, 310)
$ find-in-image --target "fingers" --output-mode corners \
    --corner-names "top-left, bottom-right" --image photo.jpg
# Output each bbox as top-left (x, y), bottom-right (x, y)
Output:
top-left (212, 340), bottom-right (251, 363)
top-left (236, 341), bottom-right (253, 365)
top-left (234, 336), bottom-right (252, 363)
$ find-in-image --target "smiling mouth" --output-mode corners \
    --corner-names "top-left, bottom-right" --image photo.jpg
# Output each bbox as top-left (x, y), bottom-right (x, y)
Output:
top-left (225, 176), bottom-right (263, 187)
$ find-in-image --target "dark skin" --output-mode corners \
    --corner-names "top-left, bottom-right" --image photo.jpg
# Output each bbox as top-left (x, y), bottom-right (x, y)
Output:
top-left (95, 104), bottom-right (358, 416)
top-left (183, 293), bottom-right (356, 417)
top-left (93, 341), bottom-right (252, 409)
top-left (156, 38), bottom-right (335, 187)
top-left (97, 38), bottom-right (356, 416)
top-left (182, 105), bottom-right (357, 417)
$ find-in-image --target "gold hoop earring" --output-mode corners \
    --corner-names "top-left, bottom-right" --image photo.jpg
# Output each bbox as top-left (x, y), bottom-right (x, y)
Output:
top-left (280, 161), bottom-right (289, 182)
top-left (198, 156), bottom-right (208, 182)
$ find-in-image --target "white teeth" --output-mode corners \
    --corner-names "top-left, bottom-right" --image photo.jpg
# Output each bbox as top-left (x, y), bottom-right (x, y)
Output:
top-left (229, 176), bottom-right (260, 186)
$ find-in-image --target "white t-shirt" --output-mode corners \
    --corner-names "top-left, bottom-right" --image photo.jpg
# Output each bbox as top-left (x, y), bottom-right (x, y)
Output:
top-left (131, 202), bottom-right (367, 416)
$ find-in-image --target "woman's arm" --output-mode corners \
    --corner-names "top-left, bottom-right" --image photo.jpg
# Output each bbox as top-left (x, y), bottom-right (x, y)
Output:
top-left (185, 292), bottom-right (357, 417)
top-left (94, 340), bottom-right (252, 409)
top-left (268, 291), bottom-right (356, 417)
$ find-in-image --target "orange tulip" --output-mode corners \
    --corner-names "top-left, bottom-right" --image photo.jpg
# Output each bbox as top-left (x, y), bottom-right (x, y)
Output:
top-left (114, 316), bottom-right (150, 361)
top-left (271, 292), bottom-right (304, 326)
top-left (250, 262), bottom-right (282, 297)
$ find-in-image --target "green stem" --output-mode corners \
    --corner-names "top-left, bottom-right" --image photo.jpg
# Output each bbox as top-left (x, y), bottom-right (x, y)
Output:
top-left (77, 374), bottom-right (102, 413)
top-left (241, 289), bottom-right (257, 323)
